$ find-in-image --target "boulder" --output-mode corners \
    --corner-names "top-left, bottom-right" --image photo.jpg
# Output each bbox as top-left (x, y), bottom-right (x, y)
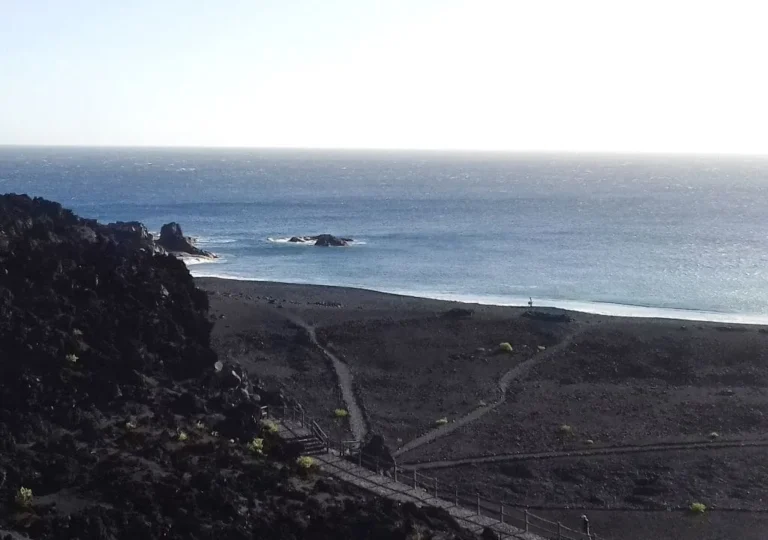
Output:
top-left (157, 222), bottom-right (215, 258)
top-left (313, 234), bottom-right (349, 247)
top-left (359, 434), bottom-right (395, 470)
top-left (103, 221), bottom-right (158, 252)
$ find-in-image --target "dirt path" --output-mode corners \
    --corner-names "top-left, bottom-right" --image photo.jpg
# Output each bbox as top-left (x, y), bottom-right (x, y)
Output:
top-left (280, 311), bottom-right (368, 443)
top-left (394, 334), bottom-right (579, 457)
top-left (399, 438), bottom-right (768, 470)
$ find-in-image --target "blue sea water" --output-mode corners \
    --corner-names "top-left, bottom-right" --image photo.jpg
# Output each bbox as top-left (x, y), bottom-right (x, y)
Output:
top-left (2, 146), bottom-right (768, 323)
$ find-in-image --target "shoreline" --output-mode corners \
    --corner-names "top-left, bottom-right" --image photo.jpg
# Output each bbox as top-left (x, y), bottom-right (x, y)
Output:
top-left (191, 271), bottom-right (768, 326)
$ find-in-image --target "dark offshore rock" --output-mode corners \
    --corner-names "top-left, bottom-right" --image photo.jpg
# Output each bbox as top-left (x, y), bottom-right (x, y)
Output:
top-left (157, 222), bottom-right (215, 258)
top-left (313, 234), bottom-right (349, 247)
top-left (286, 235), bottom-right (353, 246)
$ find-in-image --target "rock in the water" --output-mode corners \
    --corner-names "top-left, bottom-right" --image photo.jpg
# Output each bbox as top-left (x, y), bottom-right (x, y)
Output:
top-left (313, 234), bottom-right (349, 247)
top-left (157, 222), bottom-right (215, 258)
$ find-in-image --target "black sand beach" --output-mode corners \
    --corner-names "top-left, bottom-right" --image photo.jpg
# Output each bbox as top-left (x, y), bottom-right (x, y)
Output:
top-left (199, 276), bottom-right (768, 540)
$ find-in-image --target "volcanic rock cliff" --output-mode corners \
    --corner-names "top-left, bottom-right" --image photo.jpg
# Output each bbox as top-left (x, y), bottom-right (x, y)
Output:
top-left (0, 194), bottom-right (473, 540)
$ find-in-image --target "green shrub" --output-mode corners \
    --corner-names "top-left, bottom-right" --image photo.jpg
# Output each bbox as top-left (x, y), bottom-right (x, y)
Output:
top-left (247, 438), bottom-right (264, 455)
top-left (333, 408), bottom-right (349, 418)
top-left (297, 456), bottom-right (316, 469)
top-left (498, 342), bottom-right (514, 354)
top-left (177, 431), bottom-right (188, 442)
top-left (557, 424), bottom-right (574, 436)
top-left (15, 487), bottom-right (33, 508)
top-left (260, 420), bottom-right (279, 435)
top-left (690, 502), bottom-right (707, 514)
top-left (435, 417), bottom-right (449, 426)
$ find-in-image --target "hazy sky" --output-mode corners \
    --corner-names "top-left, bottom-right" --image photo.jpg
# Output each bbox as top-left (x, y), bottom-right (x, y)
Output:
top-left (1, 0), bottom-right (766, 153)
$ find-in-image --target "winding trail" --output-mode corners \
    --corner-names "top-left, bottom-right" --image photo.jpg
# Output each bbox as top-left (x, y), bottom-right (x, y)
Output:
top-left (399, 438), bottom-right (768, 470)
top-left (282, 312), bottom-right (368, 443)
top-left (394, 334), bottom-right (579, 457)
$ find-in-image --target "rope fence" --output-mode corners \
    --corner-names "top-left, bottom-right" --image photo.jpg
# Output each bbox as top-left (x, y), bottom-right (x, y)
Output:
top-left (271, 401), bottom-right (606, 540)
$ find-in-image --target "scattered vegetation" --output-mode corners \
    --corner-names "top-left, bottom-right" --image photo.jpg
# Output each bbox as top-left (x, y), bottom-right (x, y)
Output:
top-left (15, 487), bottom-right (33, 508)
top-left (125, 420), bottom-right (137, 430)
top-left (690, 502), bottom-right (707, 514)
top-left (261, 419), bottom-right (279, 434)
top-left (557, 424), bottom-right (574, 437)
top-left (296, 455), bottom-right (317, 476)
top-left (333, 408), bottom-right (349, 418)
top-left (498, 342), bottom-right (514, 354)
top-left (435, 417), bottom-right (449, 426)
top-left (709, 431), bottom-right (720, 440)
top-left (246, 438), bottom-right (264, 455)
top-left (585, 439), bottom-right (594, 445)
top-left (72, 328), bottom-right (84, 336)
top-left (177, 431), bottom-right (188, 442)
top-left (196, 420), bottom-right (205, 430)
top-left (65, 353), bottom-right (78, 364)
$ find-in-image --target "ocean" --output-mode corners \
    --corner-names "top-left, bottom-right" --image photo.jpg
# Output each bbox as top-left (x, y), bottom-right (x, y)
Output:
top-left (2, 146), bottom-right (768, 323)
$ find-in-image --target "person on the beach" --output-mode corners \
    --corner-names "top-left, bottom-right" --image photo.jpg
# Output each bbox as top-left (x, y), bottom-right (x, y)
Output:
top-left (528, 297), bottom-right (533, 307)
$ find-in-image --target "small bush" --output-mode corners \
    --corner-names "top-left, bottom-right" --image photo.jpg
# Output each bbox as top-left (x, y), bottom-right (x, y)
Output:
top-left (333, 408), bottom-right (349, 419)
top-left (435, 417), bottom-right (449, 426)
top-left (709, 431), bottom-right (720, 440)
top-left (247, 438), bottom-right (264, 455)
top-left (297, 456), bottom-right (316, 470)
top-left (65, 353), bottom-right (78, 364)
top-left (177, 431), bottom-right (188, 442)
top-left (124, 421), bottom-right (137, 430)
top-left (195, 420), bottom-right (205, 430)
top-left (260, 420), bottom-right (279, 435)
top-left (498, 342), bottom-right (514, 354)
top-left (690, 502), bottom-right (707, 514)
top-left (558, 424), bottom-right (574, 436)
top-left (15, 487), bottom-right (33, 508)
top-left (72, 328), bottom-right (84, 336)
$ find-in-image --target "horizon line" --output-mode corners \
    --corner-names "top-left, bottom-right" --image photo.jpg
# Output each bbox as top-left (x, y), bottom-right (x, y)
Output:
top-left (1, 143), bottom-right (767, 158)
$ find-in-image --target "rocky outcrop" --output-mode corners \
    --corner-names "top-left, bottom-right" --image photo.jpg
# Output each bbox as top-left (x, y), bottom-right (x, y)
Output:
top-left (0, 193), bottom-right (475, 540)
top-left (288, 234), bottom-right (353, 247)
top-left (102, 221), bottom-right (159, 253)
top-left (157, 222), bottom-right (216, 259)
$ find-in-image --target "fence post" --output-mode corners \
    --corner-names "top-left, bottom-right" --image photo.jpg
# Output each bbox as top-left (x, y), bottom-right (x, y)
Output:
top-left (394, 465), bottom-right (398, 483)
top-left (557, 522), bottom-right (562, 539)
top-left (500, 503), bottom-right (504, 524)
top-left (476, 492), bottom-right (480, 515)
top-left (524, 510), bottom-right (529, 532)
top-left (413, 471), bottom-right (417, 489)
top-left (454, 485), bottom-right (459, 507)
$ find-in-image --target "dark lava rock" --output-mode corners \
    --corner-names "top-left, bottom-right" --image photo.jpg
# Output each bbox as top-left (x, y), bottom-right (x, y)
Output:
top-left (522, 310), bottom-right (573, 323)
top-left (157, 222), bottom-right (215, 258)
top-left (314, 234), bottom-right (349, 247)
top-left (359, 434), bottom-right (395, 470)
top-left (0, 194), bottom-right (479, 540)
top-left (443, 308), bottom-right (475, 319)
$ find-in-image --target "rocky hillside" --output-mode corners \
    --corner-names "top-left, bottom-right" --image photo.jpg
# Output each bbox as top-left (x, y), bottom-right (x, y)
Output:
top-left (0, 194), bottom-right (474, 540)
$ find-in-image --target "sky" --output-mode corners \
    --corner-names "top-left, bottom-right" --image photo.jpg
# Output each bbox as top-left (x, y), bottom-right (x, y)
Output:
top-left (1, 0), bottom-right (767, 153)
